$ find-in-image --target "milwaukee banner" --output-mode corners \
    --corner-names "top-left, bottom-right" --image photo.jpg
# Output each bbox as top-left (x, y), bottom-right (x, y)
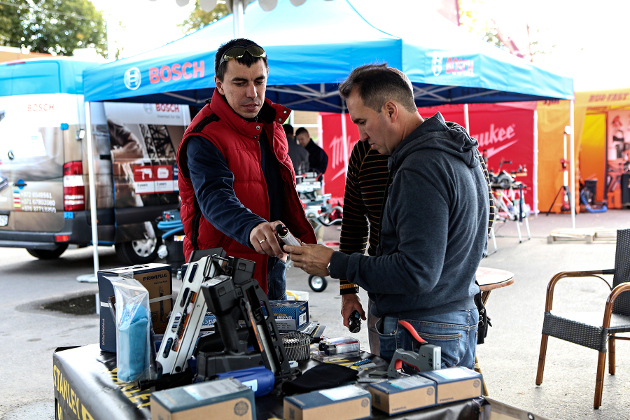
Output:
top-left (321, 102), bottom-right (538, 211)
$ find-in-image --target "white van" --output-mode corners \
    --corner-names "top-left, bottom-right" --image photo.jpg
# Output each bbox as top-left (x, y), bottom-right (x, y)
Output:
top-left (0, 58), bottom-right (186, 264)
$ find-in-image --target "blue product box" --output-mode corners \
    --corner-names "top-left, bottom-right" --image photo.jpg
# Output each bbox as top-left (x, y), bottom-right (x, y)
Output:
top-left (263, 300), bottom-right (309, 332)
top-left (284, 385), bottom-right (371, 420)
top-left (368, 375), bottom-right (436, 415)
top-left (420, 367), bottom-right (483, 405)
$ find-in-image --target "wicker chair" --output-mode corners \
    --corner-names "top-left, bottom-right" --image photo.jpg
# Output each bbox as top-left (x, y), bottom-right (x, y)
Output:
top-left (535, 228), bottom-right (630, 409)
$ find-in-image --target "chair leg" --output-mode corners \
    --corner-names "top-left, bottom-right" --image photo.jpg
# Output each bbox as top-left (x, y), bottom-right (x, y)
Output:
top-left (608, 335), bottom-right (616, 375)
top-left (536, 334), bottom-right (549, 385)
top-left (474, 356), bottom-right (489, 396)
top-left (594, 351), bottom-right (606, 409)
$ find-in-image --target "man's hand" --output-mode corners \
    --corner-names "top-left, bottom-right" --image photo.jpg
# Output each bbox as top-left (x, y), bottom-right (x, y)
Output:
top-left (284, 243), bottom-right (333, 277)
top-left (250, 221), bottom-right (284, 258)
top-left (112, 140), bottom-right (143, 159)
top-left (341, 293), bottom-right (366, 328)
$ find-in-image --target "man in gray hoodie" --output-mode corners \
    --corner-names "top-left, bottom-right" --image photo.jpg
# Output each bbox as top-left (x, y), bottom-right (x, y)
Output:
top-left (286, 64), bottom-right (489, 369)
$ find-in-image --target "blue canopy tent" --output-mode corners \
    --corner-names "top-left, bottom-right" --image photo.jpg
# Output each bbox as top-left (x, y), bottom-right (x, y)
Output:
top-left (83, 0), bottom-right (573, 110)
top-left (80, 0), bottom-right (576, 277)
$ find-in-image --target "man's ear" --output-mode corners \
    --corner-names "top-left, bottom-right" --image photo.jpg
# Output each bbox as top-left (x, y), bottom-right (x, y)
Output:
top-left (383, 101), bottom-right (399, 122)
top-left (215, 76), bottom-right (224, 95)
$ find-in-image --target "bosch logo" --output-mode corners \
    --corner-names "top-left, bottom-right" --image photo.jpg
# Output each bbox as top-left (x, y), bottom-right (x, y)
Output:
top-left (432, 51), bottom-right (443, 76)
top-left (124, 67), bottom-right (142, 90)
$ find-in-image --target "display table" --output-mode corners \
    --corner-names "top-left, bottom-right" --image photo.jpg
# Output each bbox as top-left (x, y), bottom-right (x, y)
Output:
top-left (53, 344), bottom-right (485, 420)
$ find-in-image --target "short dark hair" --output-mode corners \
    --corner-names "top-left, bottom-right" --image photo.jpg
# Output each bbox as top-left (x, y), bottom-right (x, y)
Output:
top-left (283, 124), bottom-right (294, 136)
top-left (215, 38), bottom-right (268, 82)
top-left (295, 127), bottom-right (309, 137)
top-left (338, 63), bottom-right (417, 113)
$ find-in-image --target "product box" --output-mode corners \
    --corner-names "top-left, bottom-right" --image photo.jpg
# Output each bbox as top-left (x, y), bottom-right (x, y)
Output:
top-left (151, 377), bottom-right (256, 420)
top-left (368, 375), bottom-right (436, 415)
top-left (263, 300), bottom-right (309, 332)
top-left (98, 263), bottom-right (172, 352)
top-left (420, 367), bottom-right (483, 405)
top-left (284, 385), bottom-right (371, 420)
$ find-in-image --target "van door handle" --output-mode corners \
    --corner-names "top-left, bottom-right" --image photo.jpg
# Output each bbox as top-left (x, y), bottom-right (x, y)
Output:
top-left (14, 181), bottom-right (27, 188)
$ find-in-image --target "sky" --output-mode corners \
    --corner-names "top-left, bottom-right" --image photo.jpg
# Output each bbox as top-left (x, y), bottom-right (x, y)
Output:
top-left (88, 0), bottom-right (630, 92)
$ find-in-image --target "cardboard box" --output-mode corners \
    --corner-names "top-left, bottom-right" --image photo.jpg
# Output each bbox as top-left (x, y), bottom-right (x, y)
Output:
top-left (151, 377), bottom-right (256, 420)
top-left (98, 263), bottom-right (172, 352)
top-left (284, 385), bottom-right (371, 420)
top-left (368, 375), bottom-right (436, 415)
top-left (480, 397), bottom-right (551, 420)
top-left (263, 300), bottom-right (309, 332)
top-left (420, 367), bottom-right (482, 405)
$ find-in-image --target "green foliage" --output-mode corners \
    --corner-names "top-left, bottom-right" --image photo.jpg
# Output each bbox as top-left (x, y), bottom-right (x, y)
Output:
top-left (458, 0), bottom-right (554, 60)
top-left (180, 1), bottom-right (230, 34)
top-left (0, 0), bottom-right (107, 57)
top-left (458, 0), bottom-right (506, 50)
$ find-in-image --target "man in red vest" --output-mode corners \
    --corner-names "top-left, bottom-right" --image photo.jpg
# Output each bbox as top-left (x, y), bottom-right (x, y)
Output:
top-left (176, 39), bottom-right (315, 299)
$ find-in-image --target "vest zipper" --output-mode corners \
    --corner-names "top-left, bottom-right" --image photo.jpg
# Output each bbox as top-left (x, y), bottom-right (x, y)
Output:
top-left (192, 198), bottom-right (202, 250)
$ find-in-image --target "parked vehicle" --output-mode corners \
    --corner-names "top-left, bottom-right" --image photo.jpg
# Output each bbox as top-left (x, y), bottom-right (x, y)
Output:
top-left (0, 58), bottom-right (187, 264)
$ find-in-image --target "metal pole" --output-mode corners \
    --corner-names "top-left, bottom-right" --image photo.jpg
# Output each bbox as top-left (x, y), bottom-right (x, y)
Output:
top-left (233, 0), bottom-right (245, 37)
top-left (464, 103), bottom-right (470, 132)
top-left (569, 100), bottom-right (576, 229)
top-left (77, 101), bottom-right (100, 283)
top-left (341, 103), bottom-right (349, 172)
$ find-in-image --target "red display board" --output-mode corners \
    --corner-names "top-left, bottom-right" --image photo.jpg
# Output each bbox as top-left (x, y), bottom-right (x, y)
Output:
top-left (320, 102), bottom-right (538, 211)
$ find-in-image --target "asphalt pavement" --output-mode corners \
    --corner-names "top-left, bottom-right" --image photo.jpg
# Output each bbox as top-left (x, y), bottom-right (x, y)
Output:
top-left (2, 209), bottom-right (630, 419)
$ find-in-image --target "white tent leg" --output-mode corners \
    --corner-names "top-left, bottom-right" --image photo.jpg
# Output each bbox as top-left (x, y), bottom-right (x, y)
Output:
top-left (77, 102), bottom-right (100, 298)
top-left (233, 0), bottom-right (245, 37)
top-left (341, 104), bottom-right (349, 172)
top-left (569, 100), bottom-right (576, 229)
top-left (464, 103), bottom-right (470, 132)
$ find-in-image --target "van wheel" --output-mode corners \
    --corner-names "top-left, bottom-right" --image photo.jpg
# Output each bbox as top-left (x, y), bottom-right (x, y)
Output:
top-left (115, 237), bottom-right (161, 265)
top-left (27, 244), bottom-right (69, 260)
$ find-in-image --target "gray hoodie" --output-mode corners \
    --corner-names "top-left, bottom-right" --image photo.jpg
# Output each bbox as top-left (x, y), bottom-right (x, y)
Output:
top-left (330, 112), bottom-right (488, 318)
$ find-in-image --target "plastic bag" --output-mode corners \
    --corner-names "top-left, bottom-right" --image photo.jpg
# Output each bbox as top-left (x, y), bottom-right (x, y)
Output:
top-left (110, 275), bottom-right (154, 383)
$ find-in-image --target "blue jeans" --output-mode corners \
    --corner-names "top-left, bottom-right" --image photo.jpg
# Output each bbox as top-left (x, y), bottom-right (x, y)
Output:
top-left (377, 309), bottom-right (479, 369)
top-left (266, 257), bottom-right (287, 300)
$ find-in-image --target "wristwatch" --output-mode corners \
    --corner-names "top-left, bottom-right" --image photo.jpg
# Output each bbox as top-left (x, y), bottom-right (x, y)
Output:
top-left (326, 262), bottom-right (331, 276)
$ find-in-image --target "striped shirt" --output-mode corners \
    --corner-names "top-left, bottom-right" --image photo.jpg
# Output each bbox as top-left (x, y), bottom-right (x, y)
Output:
top-left (339, 132), bottom-right (495, 295)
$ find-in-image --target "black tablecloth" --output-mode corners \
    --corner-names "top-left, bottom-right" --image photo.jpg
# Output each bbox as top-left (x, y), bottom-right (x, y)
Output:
top-left (53, 344), bottom-right (484, 420)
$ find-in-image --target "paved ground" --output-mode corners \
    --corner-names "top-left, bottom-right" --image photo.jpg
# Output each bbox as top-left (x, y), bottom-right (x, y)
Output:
top-left (3, 209), bottom-right (630, 419)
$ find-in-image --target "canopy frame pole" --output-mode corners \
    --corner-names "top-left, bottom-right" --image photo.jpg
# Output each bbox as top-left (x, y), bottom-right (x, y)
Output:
top-left (233, 0), bottom-right (245, 38)
top-left (569, 99), bottom-right (576, 229)
top-left (464, 103), bottom-right (470, 132)
top-left (77, 101), bottom-right (100, 285)
top-left (341, 102), bottom-right (349, 173)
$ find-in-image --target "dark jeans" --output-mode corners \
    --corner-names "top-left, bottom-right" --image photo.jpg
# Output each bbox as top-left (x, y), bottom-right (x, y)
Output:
top-left (377, 309), bottom-right (479, 369)
top-left (266, 257), bottom-right (287, 300)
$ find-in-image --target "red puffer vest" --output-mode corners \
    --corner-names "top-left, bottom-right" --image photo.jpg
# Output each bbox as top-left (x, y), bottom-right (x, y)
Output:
top-left (177, 91), bottom-right (316, 292)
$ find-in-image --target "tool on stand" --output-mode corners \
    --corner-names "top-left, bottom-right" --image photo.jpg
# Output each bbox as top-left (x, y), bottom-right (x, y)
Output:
top-left (195, 255), bottom-right (292, 383)
top-left (146, 250), bottom-right (292, 392)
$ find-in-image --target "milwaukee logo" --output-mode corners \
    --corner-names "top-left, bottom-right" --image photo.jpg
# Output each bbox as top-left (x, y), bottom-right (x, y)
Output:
top-left (473, 124), bottom-right (516, 147)
top-left (328, 135), bottom-right (351, 181)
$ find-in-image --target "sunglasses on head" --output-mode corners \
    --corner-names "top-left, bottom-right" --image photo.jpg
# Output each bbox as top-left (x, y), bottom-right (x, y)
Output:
top-left (219, 45), bottom-right (267, 67)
